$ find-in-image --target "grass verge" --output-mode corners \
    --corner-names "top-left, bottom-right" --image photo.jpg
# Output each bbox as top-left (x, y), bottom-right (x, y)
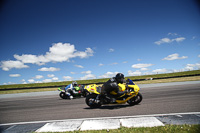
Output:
top-left (134, 75), bottom-right (200, 84)
top-left (0, 88), bottom-right (58, 94)
top-left (0, 76), bottom-right (199, 94)
top-left (36, 124), bottom-right (200, 133)
top-left (1, 70), bottom-right (200, 90)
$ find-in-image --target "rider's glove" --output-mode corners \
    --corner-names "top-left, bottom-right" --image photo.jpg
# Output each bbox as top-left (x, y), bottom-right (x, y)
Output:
top-left (72, 90), bottom-right (78, 94)
top-left (126, 85), bottom-right (129, 90)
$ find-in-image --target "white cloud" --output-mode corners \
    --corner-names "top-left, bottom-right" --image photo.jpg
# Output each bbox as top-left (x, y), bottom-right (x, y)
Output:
top-left (152, 68), bottom-right (169, 73)
top-left (35, 81), bottom-right (43, 83)
top-left (70, 72), bottom-right (76, 74)
top-left (42, 79), bottom-right (52, 83)
top-left (162, 53), bottom-right (188, 60)
top-left (47, 74), bottom-right (55, 77)
top-left (170, 64), bottom-right (200, 73)
top-left (123, 61), bottom-right (128, 63)
top-left (99, 72), bottom-right (119, 78)
top-left (99, 63), bottom-right (104, 66)
top-left (140, 68), bottom-right (149, 71)
top-left (4, 82), bottom-right (16, 85)
top-left (109, 48), bottom-right (114, 52)
top-left (80, 71), bottom-right (96, 80)
top-left (128, 70), bottom-right (142, 76)
top-left (74, 65), bottom-right (84, 68)
top-left (155, 37), bottom-right (185, 45)
top-left (44, 43), bottom-right (93, 62)
top-left (109, 62), bottom-right (118, 65)
top-left (191, 36), bottom-right (196, 40)
top-left (80, 73), bottom-right (96, 80)
top-left (74, 48), bottom-right (94, 58)
top-left (35, 75), bottom-right (44, 79)
top-left (0, 60), bottom-right (29, 71)
top-left (14, 54), bottom-right (48, 65)
top-left (129, 63), bottom-right (154, 75)
top-left (38, 67), bottom-right (60, 71)
top-left (1, 43), bottom-right (94, 71)
top-left (185, 63), bottom-right (200, 70)
top-left (168, 33), bottom-right (178, 36)
top-left (52, 77), bottom-right (59, 81)
top-left (185, 65), bottom-right (194, 71)
top-left (172, 37), bottom-right (185, 42)
top-left (132, 63), bottom-right (154, 68)
top-left (143, 72), bottom-right (153, 75)
top-left (198, 55), bottom-right (200, 58)
top-left (81, 71), bottom-right (92, 74)
top-left (28, 79), bottom-right (35, 83)
top-left (155, 38), bottom-right (171, 45)
top-left (9, 74), bottom-right (21, 77)
top-left (63, 76), bottom-right (73, 81)
top-left (21, 79), bottom-right (27, 84)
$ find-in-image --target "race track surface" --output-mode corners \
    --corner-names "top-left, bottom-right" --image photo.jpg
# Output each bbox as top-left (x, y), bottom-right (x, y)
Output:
top-left (0, 81), bottom-right (200, 124)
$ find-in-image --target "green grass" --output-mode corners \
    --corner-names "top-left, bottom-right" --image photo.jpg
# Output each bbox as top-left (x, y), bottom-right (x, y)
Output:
top-left (0, 76), bottom-right (200, 94)
top-left (36, 124), bottom-right (200, 133)
top-left (0, 88), bottom-right (59, 94)
top-left (1, 70), bottom-right (200, 90)
top-left (0, 70), bottom-right (200, 94)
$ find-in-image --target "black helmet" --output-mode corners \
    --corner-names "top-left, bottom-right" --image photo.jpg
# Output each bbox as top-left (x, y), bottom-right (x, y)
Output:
top-left (115, 73), bottom-right (125, 83)
top-left (72, 81), bottom-right (78, 86)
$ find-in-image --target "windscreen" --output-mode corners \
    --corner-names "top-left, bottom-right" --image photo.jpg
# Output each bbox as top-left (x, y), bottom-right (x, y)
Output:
top-left (127, 79), bottom-right (135, 85)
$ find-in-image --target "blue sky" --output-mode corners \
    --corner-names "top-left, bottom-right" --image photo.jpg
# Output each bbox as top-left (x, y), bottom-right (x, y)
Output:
top-left (0, 0), bottom-right (200, 85)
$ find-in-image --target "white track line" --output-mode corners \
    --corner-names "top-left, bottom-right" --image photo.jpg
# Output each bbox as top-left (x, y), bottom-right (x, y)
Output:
top-left (1, 112), bottom-right (200, 126)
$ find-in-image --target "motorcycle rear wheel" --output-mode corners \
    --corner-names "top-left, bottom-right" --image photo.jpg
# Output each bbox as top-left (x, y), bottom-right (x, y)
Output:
top-left (127, 92), bottom-right (143, 106)
top-left (59, 92), bottom-right (68, 99)
top-left (85, 94), bottom-right (102, 108)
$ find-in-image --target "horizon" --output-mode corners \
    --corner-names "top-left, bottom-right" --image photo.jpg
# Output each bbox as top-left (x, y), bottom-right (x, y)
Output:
top-left (0, 69), bottom-right (199, 86)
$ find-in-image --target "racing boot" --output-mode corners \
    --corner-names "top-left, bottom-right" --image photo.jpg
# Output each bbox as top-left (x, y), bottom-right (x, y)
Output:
top-left (110, 98), bottom-right (116, 103)
top-left (69, 95), bottom-right (73, 100)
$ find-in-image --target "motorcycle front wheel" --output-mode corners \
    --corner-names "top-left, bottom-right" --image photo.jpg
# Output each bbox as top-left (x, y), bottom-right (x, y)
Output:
top-left (127, 92), bottom-right (143, 106)
top-left (85, 94), bottom-right (102, 108)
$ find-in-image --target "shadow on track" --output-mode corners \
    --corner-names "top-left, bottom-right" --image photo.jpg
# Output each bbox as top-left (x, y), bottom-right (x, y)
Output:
top-left (84, 104), bottom-right (141, 110)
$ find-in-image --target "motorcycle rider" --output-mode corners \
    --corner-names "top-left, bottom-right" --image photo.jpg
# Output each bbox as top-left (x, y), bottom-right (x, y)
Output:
top-left (65, 81), bottom-right (79, 99)
top-left (96, 73), bottom-right (128, 103)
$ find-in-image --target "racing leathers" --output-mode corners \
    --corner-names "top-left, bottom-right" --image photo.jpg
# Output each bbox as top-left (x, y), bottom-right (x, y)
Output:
top-left (98, 77), bottom-right (128, 103)
top-left (65, 84), bottom-right (79, 99)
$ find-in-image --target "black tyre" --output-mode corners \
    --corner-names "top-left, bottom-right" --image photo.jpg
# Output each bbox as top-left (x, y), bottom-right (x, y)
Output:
top-left (59, 92), bottom-right (68, 99)
top-left (127, 92), bottom-right (143, 106)
top-left (85, 94), bottom-right (102, 108)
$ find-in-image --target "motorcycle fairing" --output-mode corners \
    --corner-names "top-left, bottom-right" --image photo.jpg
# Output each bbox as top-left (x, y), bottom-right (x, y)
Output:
top-left (58, 87), bottom-right (65, 92)
top-left (85, 84), bottom-right (101, 94)
top-left (85, 78), bottom-right (140, 104)
top-left (115, 94), bottom-right (137, 104)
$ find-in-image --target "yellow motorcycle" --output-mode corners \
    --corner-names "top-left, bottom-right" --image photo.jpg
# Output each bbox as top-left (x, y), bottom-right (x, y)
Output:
top-left (85, 79), bottom-right (142, 108)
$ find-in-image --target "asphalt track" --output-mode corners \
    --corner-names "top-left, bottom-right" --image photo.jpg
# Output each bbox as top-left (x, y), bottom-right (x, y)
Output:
top-left (0, 81), bottom-right (200, 125)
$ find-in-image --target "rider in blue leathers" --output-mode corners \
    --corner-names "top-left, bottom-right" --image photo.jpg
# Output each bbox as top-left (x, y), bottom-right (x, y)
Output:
top-left (65, 81), bottom-right (79, 99)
